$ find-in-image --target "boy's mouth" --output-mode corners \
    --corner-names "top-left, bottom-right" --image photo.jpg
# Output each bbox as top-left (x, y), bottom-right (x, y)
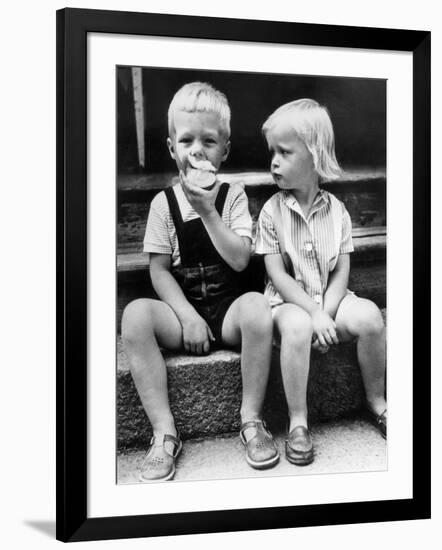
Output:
top-left (186, 157), bottom-right (217, 189)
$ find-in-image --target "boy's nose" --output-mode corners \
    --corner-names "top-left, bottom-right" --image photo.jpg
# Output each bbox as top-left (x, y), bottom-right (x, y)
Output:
top-left (189, 143), bottom-right (206, 160)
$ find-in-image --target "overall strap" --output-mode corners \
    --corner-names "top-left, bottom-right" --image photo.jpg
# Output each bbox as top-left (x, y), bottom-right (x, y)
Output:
top-left (214, 182), bottom-right (229, 216)
top-left (328, 193), bottom-right (343, 271)
top-left (164, 186), bottom-right (184, 232)
top-left (164, 186), bottom-right (189, 262)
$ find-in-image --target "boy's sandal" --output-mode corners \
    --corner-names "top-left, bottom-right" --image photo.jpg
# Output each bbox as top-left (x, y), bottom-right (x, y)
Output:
top-left (239, 420), bottom-right (280, 470)
top-left (286, 426), bottom-right (314, 466)
top-left (366, 407), bottom-right (387, 439)
top-left (139, 434), bottom-right (182, 483)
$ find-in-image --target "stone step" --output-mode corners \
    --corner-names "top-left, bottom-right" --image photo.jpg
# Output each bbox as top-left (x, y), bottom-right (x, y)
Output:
top-left (118, 167), bottom-right (385, 192)
top-left (117, 419), bottom-right (387, 484)
top-left (118, 168), bottom-right (386, 252)
top-left (117, 227), bottom-right (386, 273)
top-left (117, 310), bottom-right (386, 451)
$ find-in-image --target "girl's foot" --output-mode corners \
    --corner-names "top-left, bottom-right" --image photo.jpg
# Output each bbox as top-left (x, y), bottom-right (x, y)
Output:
top-left (285, 426), bottom-right (314, 466)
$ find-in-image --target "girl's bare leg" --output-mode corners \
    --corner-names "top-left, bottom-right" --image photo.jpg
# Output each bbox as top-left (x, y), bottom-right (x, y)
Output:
top-left (335, 295), bottom-right (386, 416)
top-left (273, 304), bottom-right (313, 432)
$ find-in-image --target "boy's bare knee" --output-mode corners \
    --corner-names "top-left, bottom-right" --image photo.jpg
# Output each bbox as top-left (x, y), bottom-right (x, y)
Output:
top-left (121, 298), bottom-right (155, 343)
top-left (238, 292), bottom-right (272, 332)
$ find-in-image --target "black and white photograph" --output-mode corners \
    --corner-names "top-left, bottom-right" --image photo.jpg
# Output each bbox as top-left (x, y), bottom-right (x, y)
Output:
top-left (116, 66), bottom-right (388, 484)
top-left (2, 0), bottom-right (439, 547)
top-left (51, 5), bottom-right (431, 543)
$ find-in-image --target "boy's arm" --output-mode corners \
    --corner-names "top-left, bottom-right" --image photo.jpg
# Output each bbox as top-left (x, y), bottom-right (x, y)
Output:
top-left (150, 254), bottom-right (215, 354)
top-left (181, 174), bottom-right (251, 272)
top-left (323, 253), bottom-right (350, 319)
top-left (201, 209), bottom-right (251, 271)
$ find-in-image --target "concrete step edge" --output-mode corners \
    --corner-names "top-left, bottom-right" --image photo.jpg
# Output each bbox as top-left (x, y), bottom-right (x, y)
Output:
top-left (117, 231), bottom-right (386, 272)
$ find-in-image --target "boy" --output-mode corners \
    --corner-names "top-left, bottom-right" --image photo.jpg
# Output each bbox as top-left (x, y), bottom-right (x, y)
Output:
top-left (122, 82), bottom-right (279, 482)
top-left (255, 98), bottom-right (387, 466)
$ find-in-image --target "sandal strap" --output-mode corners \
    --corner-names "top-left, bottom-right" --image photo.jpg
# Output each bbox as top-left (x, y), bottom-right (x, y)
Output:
top-left (148, 434), bottom-right (182, 458)
top-left (240, 420), bottom-right (270, 444)
top-left (163, 434), bottom-right (182, 458)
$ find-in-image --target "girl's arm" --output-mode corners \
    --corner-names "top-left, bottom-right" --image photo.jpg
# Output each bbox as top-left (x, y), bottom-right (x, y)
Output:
top-left (265, 253), bottom-right (320, 315)
top-left (265, 253), bottom-right (339, 348)
top-left (323, 253), bottom-right (350, 319)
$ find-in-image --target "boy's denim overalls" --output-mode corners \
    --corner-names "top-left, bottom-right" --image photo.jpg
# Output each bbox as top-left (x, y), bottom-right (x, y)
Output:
top-left (165, 183), bottom-right (240, 344)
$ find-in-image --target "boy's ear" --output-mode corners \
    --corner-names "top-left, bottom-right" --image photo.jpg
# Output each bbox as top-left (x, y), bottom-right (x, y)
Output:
top-left (222, 140), bottom-right (231, 162)
top-left (167, 137), bottom-right (176, 160)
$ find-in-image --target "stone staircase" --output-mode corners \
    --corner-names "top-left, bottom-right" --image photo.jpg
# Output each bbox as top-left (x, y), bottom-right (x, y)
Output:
top-left (117, 168), bottom-right (386, 452)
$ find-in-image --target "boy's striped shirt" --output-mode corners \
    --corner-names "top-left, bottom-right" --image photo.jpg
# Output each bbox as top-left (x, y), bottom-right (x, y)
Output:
top-left (144, 182), bottom-right (252, 266)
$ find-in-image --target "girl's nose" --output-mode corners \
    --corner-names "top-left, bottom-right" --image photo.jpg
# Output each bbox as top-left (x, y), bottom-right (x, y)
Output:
top-left (271, 156), bottom-right (279, 169)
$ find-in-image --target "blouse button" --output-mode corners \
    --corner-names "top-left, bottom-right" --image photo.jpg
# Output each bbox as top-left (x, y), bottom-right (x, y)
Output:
top-left (314, 294), bottom-right (322, 304)
top-left (305, 242), bottom-right (313, 252)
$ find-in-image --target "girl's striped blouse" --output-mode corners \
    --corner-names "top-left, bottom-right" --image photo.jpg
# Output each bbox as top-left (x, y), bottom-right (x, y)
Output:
top-left (255, 189), bottom-right (354, 308)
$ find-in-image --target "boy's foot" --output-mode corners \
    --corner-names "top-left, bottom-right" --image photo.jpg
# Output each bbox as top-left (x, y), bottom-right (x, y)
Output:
top-left (366, 407), bottom-right (387, 439)
top-left (286, 426), bottom-right (314, 466)
top-left (139, 434), bottom-right (182, 482)
top-left (239, 420), bottom-right (280, 469)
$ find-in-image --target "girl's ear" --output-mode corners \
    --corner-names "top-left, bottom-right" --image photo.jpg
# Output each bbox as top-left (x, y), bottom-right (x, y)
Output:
top-left (222, 140), bottom-right (231, 162)
top-left (167, 137), bottom-right (176, 160)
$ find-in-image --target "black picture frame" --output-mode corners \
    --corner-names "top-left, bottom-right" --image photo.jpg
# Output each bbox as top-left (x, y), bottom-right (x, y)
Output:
top-left (56, 7), bottom-right (431, 543)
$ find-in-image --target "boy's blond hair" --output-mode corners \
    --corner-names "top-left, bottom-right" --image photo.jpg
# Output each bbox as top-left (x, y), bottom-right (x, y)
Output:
top-left (168, 82), bottom-right (231, 140)
top-left (262, 98), bottom-right (341, 181)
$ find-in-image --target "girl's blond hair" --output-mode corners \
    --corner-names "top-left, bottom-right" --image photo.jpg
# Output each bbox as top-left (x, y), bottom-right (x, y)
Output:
top-left (168, 82), bottom-right (231, 140)
top-left (262, 98), bottom-right (341, 180)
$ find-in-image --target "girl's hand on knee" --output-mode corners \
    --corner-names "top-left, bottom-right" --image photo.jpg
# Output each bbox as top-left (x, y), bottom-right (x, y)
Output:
top-left (311, 310), bottom-right (339, 347)
top-left (312, 338), bottom-right (329, 354)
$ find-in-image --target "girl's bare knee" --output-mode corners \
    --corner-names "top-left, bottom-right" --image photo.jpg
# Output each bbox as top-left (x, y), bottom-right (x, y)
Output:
top-left (354, 302), bottom-right (385, 337)
top-left (280, 309), bottom-right (313, 345)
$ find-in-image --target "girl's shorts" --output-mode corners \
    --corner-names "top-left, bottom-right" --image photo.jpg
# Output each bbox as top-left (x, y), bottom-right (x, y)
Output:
top-left (270, 290), bottom-right (357, 348)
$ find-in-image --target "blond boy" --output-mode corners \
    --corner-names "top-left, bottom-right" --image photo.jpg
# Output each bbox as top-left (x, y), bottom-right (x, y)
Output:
top-left (122, 82), bottom-right (279, 481)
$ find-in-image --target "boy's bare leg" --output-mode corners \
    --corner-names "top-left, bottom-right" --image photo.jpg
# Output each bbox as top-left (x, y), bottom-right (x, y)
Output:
top-left (221, 292), bottom-right (273, 432)
top-left (335, 295), bottom-right (387, 416)
top-left (273, 304), bottom-right (313, 431)
top-left (121, 298), bottom-right (183, 442)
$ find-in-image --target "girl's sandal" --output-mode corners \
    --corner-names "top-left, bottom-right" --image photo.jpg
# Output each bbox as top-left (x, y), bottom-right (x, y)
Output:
top-left (139, 434), bottom-right (182, 482)
top-left (285, 426), bottom-right (314, 466)
top-left (366, 407), bottom-right (387, 439)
